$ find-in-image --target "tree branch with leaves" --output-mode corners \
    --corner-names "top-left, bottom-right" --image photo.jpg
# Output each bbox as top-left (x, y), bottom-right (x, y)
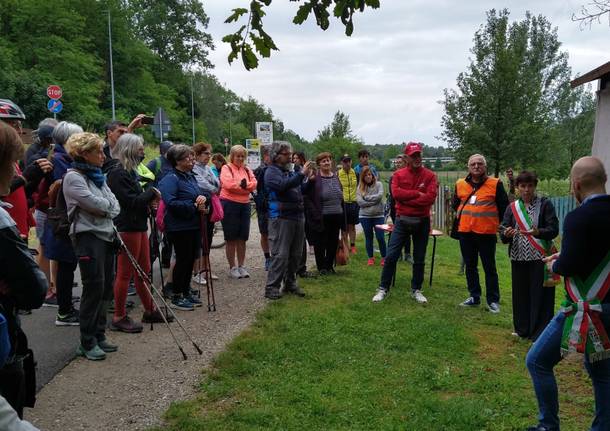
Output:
top-left (223, 0), bottom-right (380, 70)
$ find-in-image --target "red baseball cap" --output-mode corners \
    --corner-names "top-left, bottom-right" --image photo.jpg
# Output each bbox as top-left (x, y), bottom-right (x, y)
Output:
top-left (404, 142), bottom-right (422, 156)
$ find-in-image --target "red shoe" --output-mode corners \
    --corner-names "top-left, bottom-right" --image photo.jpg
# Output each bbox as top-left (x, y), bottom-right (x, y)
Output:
top-left (367, 257), bottom-right (375, 266)
top-left (380, 258), bottom-right (385, 267)
top-left (351, 246), bottom-right (357, 254)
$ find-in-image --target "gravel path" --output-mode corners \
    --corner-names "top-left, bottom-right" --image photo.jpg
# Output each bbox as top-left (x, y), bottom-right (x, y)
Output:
top-left (27, 223), bottom-right (268, 431)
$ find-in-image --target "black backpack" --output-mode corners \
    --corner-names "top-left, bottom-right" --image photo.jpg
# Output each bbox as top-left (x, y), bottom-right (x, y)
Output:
top-left (46, 179), bottom-right (74, 240)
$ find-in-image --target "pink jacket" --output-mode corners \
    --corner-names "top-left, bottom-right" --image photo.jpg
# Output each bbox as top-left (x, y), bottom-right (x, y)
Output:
top-left (219, 163), bottom-right (257, 204)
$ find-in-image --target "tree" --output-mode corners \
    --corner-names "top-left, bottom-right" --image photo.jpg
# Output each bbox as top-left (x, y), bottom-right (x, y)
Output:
top-left (572, 1), bottom-right (610, 27)
top-left (223, 0), bottom-right (380, 70)
top-left (440, 9), bottom-right (573, 177)
top-left (312, 110), bottom-right (363, 160)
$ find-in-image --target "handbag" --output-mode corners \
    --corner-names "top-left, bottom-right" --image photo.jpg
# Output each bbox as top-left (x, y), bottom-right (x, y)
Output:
top-left (210, 194), bottom-right (224, 223)
top-left (450, 188), bottom-right (477, 239)
top-left (335, 241), bottom-right (348, 266)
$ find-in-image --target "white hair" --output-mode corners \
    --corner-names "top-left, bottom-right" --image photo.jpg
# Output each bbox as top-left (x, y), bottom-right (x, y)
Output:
top-left (467, 154), bottom-right (487, 167)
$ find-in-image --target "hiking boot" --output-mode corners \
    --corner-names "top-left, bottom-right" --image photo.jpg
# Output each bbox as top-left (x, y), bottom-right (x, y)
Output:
top-left (76, 344), bottom-right (106, 361)
top-left (229, 267), bottom-right (241, 279)
top-left (265, 290), bottom-right (282, 300)
top-left (170, 297), bottom-right (194, 311)
top-left (487, 302), bottom-right (500, 314)
top-left (43, 293), bottom-right (58, 307)
top-left (98, 340), bottom-right (118, 353)
top-left (411, 290), bottom-right (428, 304)
top-left (459, 297), bottom-right (480, 307)
top-left (238, 266), bottom-right (250, 278)
top-left (185, 295), bottom-right (203, 307)
top-left (284, 285), bottom-right (305, 297)
top-left (110, 316), bottom-right (143, 333)
top-left (142, 309), bottom-right (174, 323)
top-left (372, 288), bottom-right (387, 302)
top-left (56, 309), bottom-right (80, 326)
top-left (367, 257), bottom-right (375, 266)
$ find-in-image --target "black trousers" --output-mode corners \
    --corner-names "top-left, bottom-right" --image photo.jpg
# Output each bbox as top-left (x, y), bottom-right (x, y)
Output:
top-left (511, 260), bottom-right (555, 341)
top-left (167, 229), bottom-right (200, 297)
top-left (56, 260), bottom-right (77, 315)
top-left (313, 213), bottom-right (343, 271)
top-left (73, 233), bottom-right (115, 350)
top-left (459, 233), bottom-right (500, 304)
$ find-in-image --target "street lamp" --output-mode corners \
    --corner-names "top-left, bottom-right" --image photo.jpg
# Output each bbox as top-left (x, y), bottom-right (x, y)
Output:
top-left (226, 101), bottom-right (239, 155)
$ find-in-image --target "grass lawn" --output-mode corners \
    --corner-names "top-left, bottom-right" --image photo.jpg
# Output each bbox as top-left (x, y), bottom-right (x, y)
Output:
top-left (154, 236), bottom-right (594, 430)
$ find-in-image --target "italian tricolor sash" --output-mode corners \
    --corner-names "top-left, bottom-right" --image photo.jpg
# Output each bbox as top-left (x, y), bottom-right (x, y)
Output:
top-left (560, 251), bottom-right (610, 362)
top-left (510, 199), bottom-right (560, 286)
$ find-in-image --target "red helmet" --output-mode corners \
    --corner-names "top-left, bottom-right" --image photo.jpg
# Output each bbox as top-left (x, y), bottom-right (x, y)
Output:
top-left (0, 99), bottom-right (26, 120)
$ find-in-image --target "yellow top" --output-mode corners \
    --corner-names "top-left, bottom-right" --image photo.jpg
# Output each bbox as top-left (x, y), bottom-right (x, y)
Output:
top-left (338, 168), bottom-right (357, 203)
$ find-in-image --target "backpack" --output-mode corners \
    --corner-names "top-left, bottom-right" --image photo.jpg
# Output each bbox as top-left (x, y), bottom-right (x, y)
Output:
top-left (253, 165), bottom-right (268, 211)
top-left (47, 178), bottom-right (78, 240)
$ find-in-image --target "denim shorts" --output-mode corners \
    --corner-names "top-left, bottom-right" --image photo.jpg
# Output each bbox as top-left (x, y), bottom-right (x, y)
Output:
top-left (220, 199), bottom-right (251, 241)
top-left (34, 210), bottom-right (47, 244)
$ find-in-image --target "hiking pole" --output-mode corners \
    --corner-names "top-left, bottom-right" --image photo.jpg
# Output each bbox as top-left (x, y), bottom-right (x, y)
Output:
top-left (149, 213), bottom-right (170, 328)
top-left (114, 228), bottom-right (203, 357)
top-left (199, 213), bottom-right (216, 312)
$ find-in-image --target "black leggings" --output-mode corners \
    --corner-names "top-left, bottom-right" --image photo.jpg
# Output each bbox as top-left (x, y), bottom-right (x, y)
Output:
top-left (56, 260), bottom-right (78, 315)
top-left (313, 213), bottom-right (343, 271)
top-left (167, 229), bottom-right (200, 297)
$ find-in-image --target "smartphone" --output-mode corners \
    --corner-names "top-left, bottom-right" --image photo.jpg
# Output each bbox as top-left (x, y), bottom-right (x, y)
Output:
top-left (141, 115), bottom-right (155, 125)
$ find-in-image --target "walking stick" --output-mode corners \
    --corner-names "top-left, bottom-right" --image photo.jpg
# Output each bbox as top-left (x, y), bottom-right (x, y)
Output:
top-left (199, 213), bottom-right (217, 312)
top-left (149, 213), bottom-right (170, 330)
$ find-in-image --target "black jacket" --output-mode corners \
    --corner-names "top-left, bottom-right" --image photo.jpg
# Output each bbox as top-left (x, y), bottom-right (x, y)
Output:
top-left (500, 197), bottom-right (559, 255)
top-left (107, 166), bottom-right (156, 232)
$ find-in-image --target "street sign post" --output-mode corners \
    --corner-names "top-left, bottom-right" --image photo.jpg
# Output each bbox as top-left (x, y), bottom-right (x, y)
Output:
top-left (47, 85), bottom-right (62, 100)
top-left (152, 107), bottom-right (171, 142)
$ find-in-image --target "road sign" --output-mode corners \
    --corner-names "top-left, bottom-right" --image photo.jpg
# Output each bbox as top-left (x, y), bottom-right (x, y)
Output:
top-left (47, 99), bottom-right (63, 113)
top-left (152, 107), bottom-right (171, 141)
top-left (47, 85), bottom-right (62, 100)
top-left (255, 122), bottom-right (273, 146)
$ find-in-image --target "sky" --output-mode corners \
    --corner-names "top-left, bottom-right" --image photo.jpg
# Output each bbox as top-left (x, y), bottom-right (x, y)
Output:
top-left (203, 1), bottom-right (608, 147)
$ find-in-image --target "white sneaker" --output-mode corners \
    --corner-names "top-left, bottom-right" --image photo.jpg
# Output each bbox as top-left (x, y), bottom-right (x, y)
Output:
top-left (411, 289), bottom-right (427, 304)
top-left (372, 288), bottom-right (387, 302)
top-left (238, 266), bottom-right (250, 278)
top-left (192, 272), bottom-right (207, 285)
top-left (211, 273), bottom-right (219, 280)
top-left (229, 267), bottom-right (242, 279)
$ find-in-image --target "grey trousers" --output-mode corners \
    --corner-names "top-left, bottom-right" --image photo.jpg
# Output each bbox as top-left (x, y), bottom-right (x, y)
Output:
top-left (266, 217), bottom-right (305, 293)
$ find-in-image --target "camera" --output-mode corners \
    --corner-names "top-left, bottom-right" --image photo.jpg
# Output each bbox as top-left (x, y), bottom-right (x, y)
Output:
top-left (141, 116), bottom-right (155, 125)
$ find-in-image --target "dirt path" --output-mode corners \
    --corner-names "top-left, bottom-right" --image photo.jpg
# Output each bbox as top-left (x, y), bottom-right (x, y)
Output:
top-left (27, 224), bottom-right (268, 431)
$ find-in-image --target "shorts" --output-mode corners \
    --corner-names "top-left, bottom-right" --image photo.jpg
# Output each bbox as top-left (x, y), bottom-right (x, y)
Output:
top-left (257, 210), bottom-right (269, 235)
top-left (344, 202), bottom-right (360, 225)
top-left (34, 210), bottom-right (47, 244)
top-left (220, 199), bottom-right (251, 241)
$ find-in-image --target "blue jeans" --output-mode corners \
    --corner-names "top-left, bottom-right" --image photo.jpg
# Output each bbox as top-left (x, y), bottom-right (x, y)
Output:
top-left (360, 217), bottom-right (386, 258)
top-left (379, 216), bottom-right (430, 292)
top-left (526, 311), bottom-right (610, 430)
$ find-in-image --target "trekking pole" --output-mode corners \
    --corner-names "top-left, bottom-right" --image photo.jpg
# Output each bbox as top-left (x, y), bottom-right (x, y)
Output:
top-left (149, 213), bottom-right (170, 329)
top-left (114, 228), bottom-right (203, 357)
top-left (200, 213), bottom-right (216, 312)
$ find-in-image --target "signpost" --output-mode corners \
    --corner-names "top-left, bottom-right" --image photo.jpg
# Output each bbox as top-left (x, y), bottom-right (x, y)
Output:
top-left (152, 107), bottom-right (171, 142)
top-left (246, 138), bottom-right (262, 169)
top-left (255, 122), bottom-right (273, 146)
top-left (47, 85), bottom-right (63, 119)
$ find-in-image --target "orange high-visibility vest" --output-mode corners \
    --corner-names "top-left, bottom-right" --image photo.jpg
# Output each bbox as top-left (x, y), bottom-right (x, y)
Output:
top-left (456, 177), bottom-right (500, 234)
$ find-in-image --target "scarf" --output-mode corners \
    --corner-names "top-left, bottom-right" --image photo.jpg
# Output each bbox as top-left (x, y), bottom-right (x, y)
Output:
top-left (71, 161), bottom-right (106, 188)
top-left (560, 251), bottom-right (610, 362)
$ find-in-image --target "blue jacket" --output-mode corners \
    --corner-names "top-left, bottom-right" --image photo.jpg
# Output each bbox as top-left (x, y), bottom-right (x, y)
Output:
top-left (147, 156), bottom-right (173, 187)
top-left (159, 169), bottom-right (209, 232)
top-left (264, 164), bottom-right (305, 220)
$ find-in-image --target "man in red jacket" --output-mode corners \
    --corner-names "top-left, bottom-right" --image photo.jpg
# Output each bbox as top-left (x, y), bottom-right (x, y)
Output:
top-left (372, 142), bottom-right (438, 304)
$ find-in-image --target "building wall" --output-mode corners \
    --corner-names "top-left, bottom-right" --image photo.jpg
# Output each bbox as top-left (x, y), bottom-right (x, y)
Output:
top-left (592, 86), bottom-right (610, 192)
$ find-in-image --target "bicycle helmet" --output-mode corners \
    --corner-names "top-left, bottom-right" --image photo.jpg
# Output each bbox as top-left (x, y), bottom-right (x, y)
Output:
top-left (0, 99), bottom-right (26, 120)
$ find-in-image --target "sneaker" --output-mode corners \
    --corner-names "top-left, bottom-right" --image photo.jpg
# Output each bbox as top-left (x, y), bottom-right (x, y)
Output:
top-left (351, 245), bottom-right (357, 254)
top-left (380, 258), bottom-right (385, 267)
top-left (190, 288), bottom-right (200, 297)
top-left (264, 257), bottom-right (271, 271)
top-left (229, 267), bottom-right (242, 279)
top-left (76, 344), bottom-right (106, 361)
top-left (210, 273), bottom-right (219, 280)
top-left (459, 297), bottom-right (480, 307)
top-left (238, 266), bottom-right (250, 278)
top-left (110, 316), bottom-right (143, 333)
top-left (142, 309), bottom-right (174, 323)
top-left (186, 295), bottom-right (203, 307)
top-left (404, 254), bottom-right (414, 264)
top-left (170, 297), bottom-right (194, 311)
top-left (297, 271), bottom-right (316, 279)
top-left (192, 272), bottom-right (207, 285)
top-left (319, 269), bottom-right (329, 276)
top-left (411, 289), bottom-right (428, 304)
top-left (284, 285), bottom-right (305, 297)
top-left (43, 293), bottom-right (58, 307)
top-left (127, 280), bottom-right (137, 296)
top-left (56, 309), bottom-right (80, 326)
top-left (265, 289), bottom-right (282, 300)
top-left (367, 257), bottom-right (375, 266)
top-left (372, 288), bottom-right (387, 302)
top-left (98, 340), bottom-right (118, 353)
top-left (487, 302), bottom-right (500, 314)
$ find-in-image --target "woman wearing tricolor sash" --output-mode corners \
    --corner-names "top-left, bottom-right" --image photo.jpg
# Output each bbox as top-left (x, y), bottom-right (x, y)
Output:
top-left (524, 157), bottom-right (610, 431)
top-left (500, 171), bottom-right (559, 341)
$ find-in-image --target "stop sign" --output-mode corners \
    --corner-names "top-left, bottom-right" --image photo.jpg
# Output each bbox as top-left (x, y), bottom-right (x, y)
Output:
top-left (47, 85), bottom-right (62, 100)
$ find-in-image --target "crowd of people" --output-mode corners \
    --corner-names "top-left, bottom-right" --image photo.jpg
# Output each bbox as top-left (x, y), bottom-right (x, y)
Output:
top-left (0, 96), bottom-right (609, 430)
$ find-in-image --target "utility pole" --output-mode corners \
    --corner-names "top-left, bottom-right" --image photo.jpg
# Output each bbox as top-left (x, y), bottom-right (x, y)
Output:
top-left (108, 9), bottom-right (116, 120)
top-left (191, 74), bottom-right (195, 145)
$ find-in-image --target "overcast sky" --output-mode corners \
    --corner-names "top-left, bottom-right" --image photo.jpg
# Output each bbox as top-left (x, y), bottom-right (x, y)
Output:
top-left (203, 1), bottom-right (608, 147)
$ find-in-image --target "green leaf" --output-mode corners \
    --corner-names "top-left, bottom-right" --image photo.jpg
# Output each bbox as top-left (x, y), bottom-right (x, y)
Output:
top-left (293, 3), bottom-right (313, 25)
top-left (251, 34), bottom-right (271, 57)
top-left (345, 20), bottom-right (354, 36)
top-left (224, 7), bottom-right (248, 24)
top-left (241, 43), bottom-right (259, 70)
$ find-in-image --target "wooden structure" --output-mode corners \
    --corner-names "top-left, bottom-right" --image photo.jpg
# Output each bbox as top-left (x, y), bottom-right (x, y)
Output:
top-left (571, 60), bottom-right (610, 191)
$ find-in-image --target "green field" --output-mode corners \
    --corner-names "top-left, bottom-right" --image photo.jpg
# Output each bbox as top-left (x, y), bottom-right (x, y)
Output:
top-left (153, 236), bottom-right (593, 431)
